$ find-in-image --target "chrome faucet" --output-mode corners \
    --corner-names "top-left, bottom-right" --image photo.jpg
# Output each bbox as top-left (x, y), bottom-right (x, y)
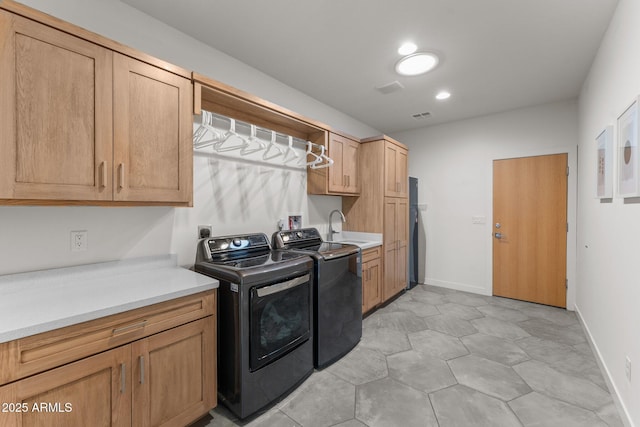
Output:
top-left (328, 209), bottom-right (346, 241)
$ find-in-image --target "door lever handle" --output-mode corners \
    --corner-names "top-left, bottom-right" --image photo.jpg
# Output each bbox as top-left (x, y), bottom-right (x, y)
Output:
top-left (494, 232), bottom-right (503, 239)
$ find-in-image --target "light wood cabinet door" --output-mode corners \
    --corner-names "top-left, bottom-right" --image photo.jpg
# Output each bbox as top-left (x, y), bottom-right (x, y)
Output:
top-left (132, 317), bottom-right (216, 427)
top-left (0, 346), bottom-right (131, 427)
top-left (383, 198), bottom-right (409, 301)
top-left (113, 53), bottom-right (192, 204)
top-left (327, 133), bottom-right (359, 195)
top-left (343, 139), bottom-right (360, 193)
top-left (362, 256), bottom-right (382, 314)
top-left (397, 148), bottom-right (408, 197)
top-left (0, 11), bottom-right (113, 201)
top-left (383, 199), bottom-right (398, 301)
top-left (396, 198), bottom-right (409, 293)
top-left (384, 142), bottom-right (408, 198)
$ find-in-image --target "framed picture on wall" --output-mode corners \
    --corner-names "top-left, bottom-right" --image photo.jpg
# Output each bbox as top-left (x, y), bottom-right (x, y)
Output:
top-left (596, 126), bottom-right (613, 198)
top-left (617, 98), bottom-right (640, 197)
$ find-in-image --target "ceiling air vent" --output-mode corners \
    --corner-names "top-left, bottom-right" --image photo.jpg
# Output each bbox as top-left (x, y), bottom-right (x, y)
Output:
top-left (411, 112), bottom-right (431, 120)
top-left (375, 81), bottom-right (404, 94)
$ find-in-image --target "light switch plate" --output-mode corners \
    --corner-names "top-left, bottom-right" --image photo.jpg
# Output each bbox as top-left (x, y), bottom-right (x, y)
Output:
top-left (472, 216), bottom-right (486, 224)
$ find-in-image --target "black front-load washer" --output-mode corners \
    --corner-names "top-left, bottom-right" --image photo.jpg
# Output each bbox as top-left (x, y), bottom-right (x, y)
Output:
top-left (195, 233), bottom-right (314, 419)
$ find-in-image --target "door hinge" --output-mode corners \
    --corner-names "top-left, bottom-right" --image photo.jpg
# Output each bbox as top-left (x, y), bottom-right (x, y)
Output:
top-left (565, 279), bottom-right (568, 289)
top-left (566, 166), bottom-right (569, 176)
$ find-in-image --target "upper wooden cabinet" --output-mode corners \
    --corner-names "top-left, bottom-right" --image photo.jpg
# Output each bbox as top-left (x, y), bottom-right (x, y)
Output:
top-left (308, 132), bottom-right (360, 196)
top-left (0, 6), bottom-right (193, 206)
top-left (113, 54), bottom-right (192, 204)
top-left (383, 140), bottom-right (408, 198)
top-left (0, 11), bottom-right (114, 202)
top-left (327, 133), bottom-right (360, 194)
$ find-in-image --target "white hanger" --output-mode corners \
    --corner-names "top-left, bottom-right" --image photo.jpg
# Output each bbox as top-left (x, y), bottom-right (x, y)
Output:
top-left (282, 135), bottom-right (301, 163)
top-left (262, 131), bottom-right (284, 160)
top-left (240, 124), bottom-right (266, 155)
top-left (215, 118), bottom-right (249, 152)
top-left (299, 141), bottom-right (322, 167)
top-left (194, 111), bottom-right (223, 149)
top-left (310, 144), bottom-right (334, 169)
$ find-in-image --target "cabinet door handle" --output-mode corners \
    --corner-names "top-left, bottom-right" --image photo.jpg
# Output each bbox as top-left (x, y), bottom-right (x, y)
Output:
top-left (118, 163), bottom-right (125, 190)
top-left (120, 363), bottom-right (126, 394)
top-left (99, 161), bottom-right (107, 189)
top-left (139, 356), bottom-right (145, 384)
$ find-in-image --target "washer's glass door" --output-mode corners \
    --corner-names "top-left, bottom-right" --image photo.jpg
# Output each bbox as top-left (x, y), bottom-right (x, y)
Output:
top-left (249, 274), bottom-right (311, 371)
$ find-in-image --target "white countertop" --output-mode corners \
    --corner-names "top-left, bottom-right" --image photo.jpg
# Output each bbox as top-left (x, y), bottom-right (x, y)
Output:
top-left (0, 255), bottom-right (218, 343)
top-left (332, 231), bottom-right (383, 250)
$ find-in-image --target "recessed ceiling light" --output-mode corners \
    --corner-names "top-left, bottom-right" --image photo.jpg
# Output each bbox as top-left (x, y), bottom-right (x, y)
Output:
top-left (436, 91), bottom-right (451, 100)
top-left (398, 42), bottom-right (417, 56)
top-left (395, 52), bottom-right (439, 76)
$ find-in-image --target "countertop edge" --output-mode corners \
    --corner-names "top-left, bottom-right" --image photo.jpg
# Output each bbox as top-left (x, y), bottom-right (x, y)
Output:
top-left (0, 282), bottom-right (218, 343)
top-left (0, 256), bottom-right (219, 344)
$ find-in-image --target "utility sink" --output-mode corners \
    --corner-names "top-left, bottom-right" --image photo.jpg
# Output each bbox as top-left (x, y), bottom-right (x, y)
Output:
top-left (334, 239), bottom-right (382, 250)
top-left (332, 232), bottom-right (383, 250)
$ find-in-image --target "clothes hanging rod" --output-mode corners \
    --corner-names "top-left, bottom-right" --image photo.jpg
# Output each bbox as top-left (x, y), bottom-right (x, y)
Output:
top-left (193, 109), bottom-right (334, 169)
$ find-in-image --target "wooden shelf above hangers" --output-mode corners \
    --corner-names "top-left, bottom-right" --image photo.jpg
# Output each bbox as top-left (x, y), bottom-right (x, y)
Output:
top-left (193, 72), bottom-right (327, 142)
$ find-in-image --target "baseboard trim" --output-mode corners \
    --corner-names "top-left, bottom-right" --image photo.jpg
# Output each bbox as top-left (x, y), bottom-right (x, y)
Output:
top-left (424, 278), bottom-right (491, 296)
top-left (574, 304), bottom-right (634, 427)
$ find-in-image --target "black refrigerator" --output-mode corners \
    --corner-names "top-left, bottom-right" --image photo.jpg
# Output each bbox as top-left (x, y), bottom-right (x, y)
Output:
top-left (408, 177), bottom-right (419, 289)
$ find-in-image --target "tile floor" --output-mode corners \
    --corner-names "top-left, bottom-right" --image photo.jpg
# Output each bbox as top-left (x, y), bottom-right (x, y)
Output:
top-left (195, 284), bottom-right (624, 427)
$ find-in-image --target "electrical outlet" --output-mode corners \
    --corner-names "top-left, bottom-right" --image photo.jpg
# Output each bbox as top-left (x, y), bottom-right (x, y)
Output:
top-left (625, 356), bottom-right (631, 382)
top-left (198, 225), bottom-right (212, 239)
top-left (70, 230), bottom-right (88, 252)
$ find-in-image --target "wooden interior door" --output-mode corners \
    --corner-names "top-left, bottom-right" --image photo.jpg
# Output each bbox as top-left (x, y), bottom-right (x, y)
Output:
top-left (0, 11), bottom-right (113, 201)
top-left (493, 154), bottom-right (568, 307)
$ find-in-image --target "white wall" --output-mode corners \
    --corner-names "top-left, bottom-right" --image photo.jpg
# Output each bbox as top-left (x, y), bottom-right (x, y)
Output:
top-left (391, 100), bottom-right (578, 310)
top-left (0, 0), bottom-right (379, 275)
top-left (577, 0), bottom-right (639, 424)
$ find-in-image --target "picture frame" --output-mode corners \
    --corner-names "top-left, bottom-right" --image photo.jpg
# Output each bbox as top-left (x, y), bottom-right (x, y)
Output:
top-left (288, 214), bottom-right (302, 230)
top-left (617, 98), bottom-right (640, 197)
top-left (596, 125), bottom-right (613, 199)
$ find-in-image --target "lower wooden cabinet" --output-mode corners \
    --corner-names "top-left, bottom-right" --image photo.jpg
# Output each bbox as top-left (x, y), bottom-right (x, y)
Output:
top-left (0, 292), bottom-right (217, 427)
top-left (361, 247), bottom-right (382, 314)
top-left (0, 346), bottom-right (131, 427)
top-left (132, 318), bottom-right (215, 427)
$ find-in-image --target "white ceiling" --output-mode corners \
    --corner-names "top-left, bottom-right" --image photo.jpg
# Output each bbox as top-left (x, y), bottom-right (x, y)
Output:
top-left (121, 0), bottom-right (618, 134)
